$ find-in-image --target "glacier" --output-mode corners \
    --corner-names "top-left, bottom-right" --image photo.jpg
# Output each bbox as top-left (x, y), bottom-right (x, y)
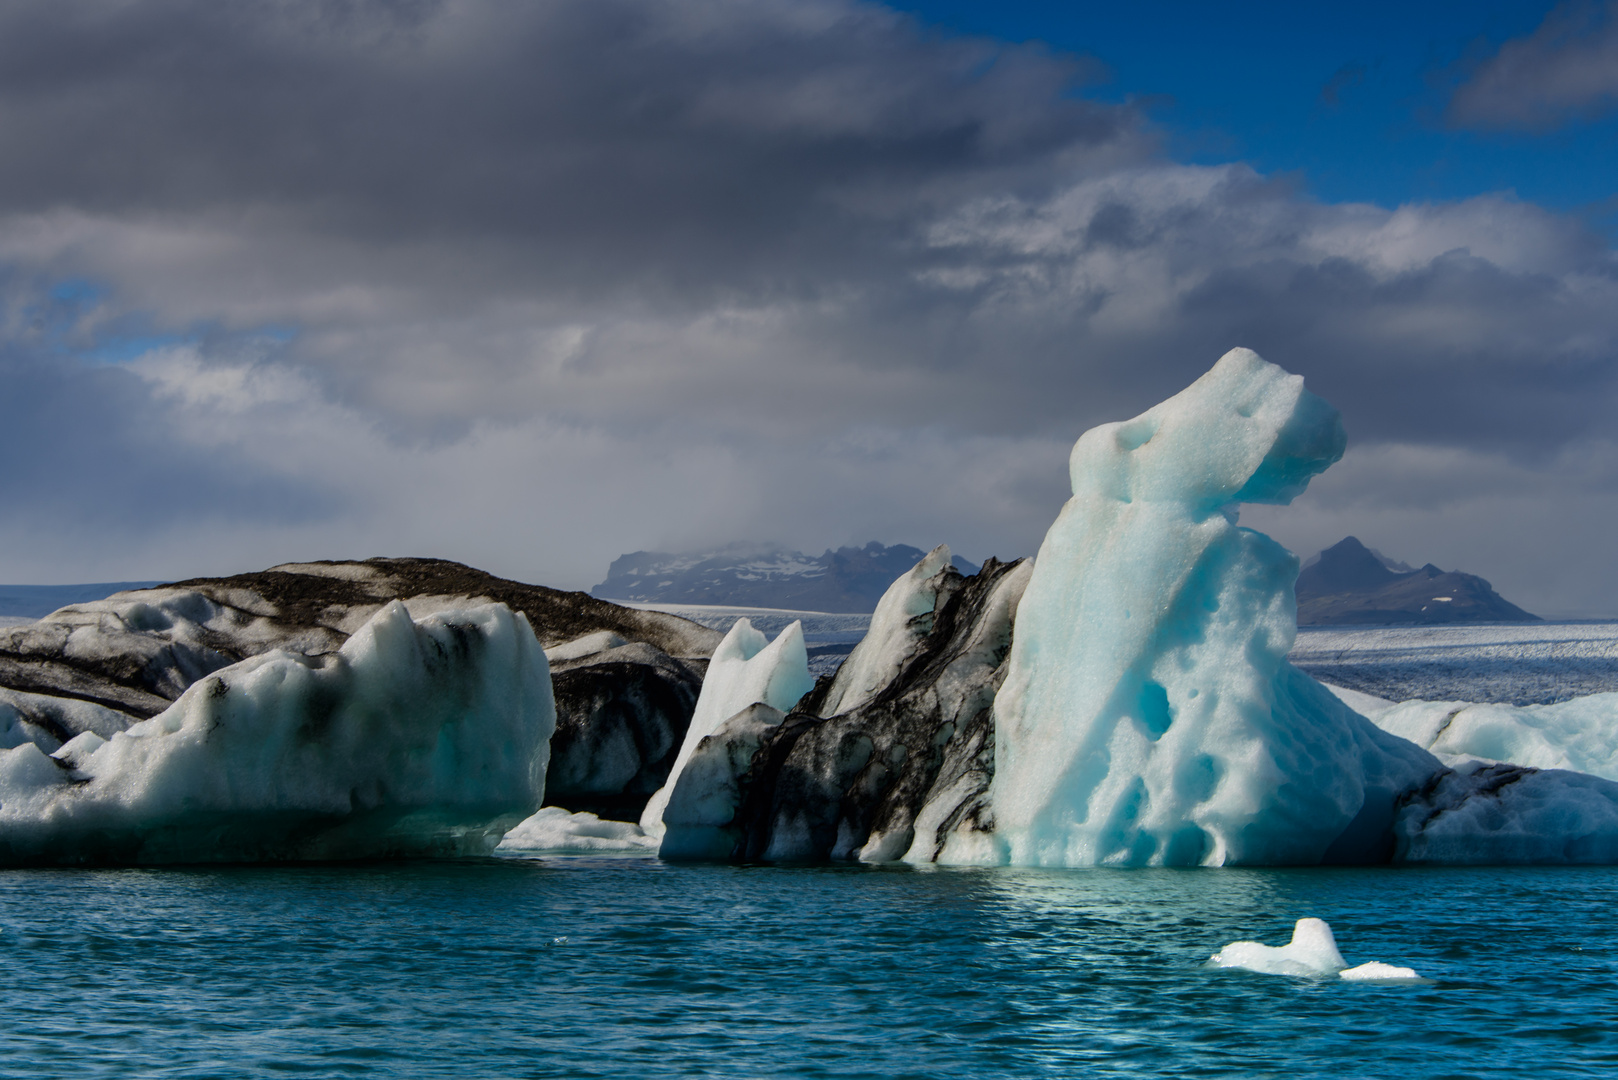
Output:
top-left (989, 348), bottom-right (1439, 867)
top-left (0, 601), bottom-right (555, 864)
top-left (638, 617), bottom-right (813, 842)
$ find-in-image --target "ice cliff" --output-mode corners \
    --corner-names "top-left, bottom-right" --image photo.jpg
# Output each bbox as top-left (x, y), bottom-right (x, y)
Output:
top-left (0, 602), bottom-right (554, 864)
top-left (990, 348), bottom-right (1439, 866)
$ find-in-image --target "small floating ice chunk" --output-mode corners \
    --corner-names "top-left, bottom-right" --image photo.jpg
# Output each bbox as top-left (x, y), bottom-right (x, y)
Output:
top-left (1210, 917), bottom-right (1347, 976)
top-left (1339, 960), bottom-right (1421, 982)
top-left (1210, 918), bottom-right (1422, 982)
top-left (498, 807), bottom-right (657, 854)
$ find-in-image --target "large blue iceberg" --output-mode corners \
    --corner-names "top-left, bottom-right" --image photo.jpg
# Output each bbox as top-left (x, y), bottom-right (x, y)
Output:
top-left (988, 348), bottom-right (1442, 866)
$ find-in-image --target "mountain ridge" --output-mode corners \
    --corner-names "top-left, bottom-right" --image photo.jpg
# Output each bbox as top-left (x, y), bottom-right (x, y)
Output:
top-left (1295, 537), bottom-right (1538, 626)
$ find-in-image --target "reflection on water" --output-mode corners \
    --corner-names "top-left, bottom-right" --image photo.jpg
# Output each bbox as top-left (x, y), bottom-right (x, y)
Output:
top-left (0, 859), bottom-right (1615, 1077)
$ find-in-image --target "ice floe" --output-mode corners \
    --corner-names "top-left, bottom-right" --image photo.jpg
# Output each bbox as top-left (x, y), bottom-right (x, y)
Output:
top-left (1210, 918), bottom-right (1422, 982)
top-left (0, 601), bottom-right (554, 863)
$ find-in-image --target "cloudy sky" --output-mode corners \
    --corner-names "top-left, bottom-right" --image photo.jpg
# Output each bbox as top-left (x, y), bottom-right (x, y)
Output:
top-left (1, 0), bottom-right (1615, 616)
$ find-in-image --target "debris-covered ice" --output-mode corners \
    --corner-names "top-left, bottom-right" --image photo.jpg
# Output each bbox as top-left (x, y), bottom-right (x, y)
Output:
top-left (816, 544), bottom-right (953, 718)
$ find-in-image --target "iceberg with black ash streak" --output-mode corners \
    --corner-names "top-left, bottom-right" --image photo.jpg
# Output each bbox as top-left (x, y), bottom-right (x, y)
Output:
top-left (0, 601), bottom-right (554, 864)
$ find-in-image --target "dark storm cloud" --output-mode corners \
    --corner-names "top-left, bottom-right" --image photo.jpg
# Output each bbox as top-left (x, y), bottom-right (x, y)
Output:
top-left (0, 0), bottom-right (1138, 302)
top-left (1448, 0), bottom-right (1618, 131)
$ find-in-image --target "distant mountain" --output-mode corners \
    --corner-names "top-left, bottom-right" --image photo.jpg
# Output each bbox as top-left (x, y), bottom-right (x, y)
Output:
top-left (591, 542), bottom-right (980, 613)
top-left (1294, 537), bottom-right (1538, 626)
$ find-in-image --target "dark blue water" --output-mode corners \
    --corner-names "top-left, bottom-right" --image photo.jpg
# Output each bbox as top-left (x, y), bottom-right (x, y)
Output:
top-left (2, 858), bottom-right (1615, 1078)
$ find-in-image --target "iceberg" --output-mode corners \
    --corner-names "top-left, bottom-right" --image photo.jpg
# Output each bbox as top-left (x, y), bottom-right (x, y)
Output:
top-left (1394, 760), bottom-right (1618, 864)
top-left (658, 702), bottom-right (788, 859)
top-left (991, 348), bottom-right (1438, 867)
top-left (654, 557), bottom-right (1031, 863)
top-left (0, 601), bottom-right (554, 864)
top-left (639, 617), bottom-right (813, 840)
top-left (1210, 918), bottom-right (1422, 982)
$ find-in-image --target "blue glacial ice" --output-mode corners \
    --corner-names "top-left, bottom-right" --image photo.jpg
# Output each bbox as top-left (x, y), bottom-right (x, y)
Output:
top-left (988, 348), bottom-right (1440, 867)
top-left (0, 601), bottom-right (555, 863)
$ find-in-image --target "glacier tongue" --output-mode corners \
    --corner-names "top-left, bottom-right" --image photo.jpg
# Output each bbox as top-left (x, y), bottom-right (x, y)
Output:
top-left (0, 601), bottom-right (555, 864)
top-left (991, 348), bottom-right (1438, 867)
top-left (639, 617), bottom-right (813, 840)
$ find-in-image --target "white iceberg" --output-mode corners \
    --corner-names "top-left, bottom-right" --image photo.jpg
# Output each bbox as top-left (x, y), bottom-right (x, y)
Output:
top-left (0, 601), bottom-right (554, 864)
top-left (990, 348), bottom-right (1438, 867)
top-left (639, 617), bottom-right (812, 840)
top-left (497, 806), bottom-right (658, 854)
top-left (1210, 918), bottom-right (1421, 982)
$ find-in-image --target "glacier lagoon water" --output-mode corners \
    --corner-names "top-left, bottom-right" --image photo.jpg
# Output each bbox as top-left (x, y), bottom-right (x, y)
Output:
top-left (4, 859), bottom-right (1616, 1079)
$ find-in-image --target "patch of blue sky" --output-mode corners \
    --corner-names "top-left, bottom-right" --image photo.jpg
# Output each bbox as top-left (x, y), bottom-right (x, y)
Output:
top-left (81, 331), bottom-right (196, 365)
top-left (48, 279), bottom-right (108, 305)
top-left (895, 1), bottom-right (1615, 229)
top-left (28, 276), bottom-right (299, 365)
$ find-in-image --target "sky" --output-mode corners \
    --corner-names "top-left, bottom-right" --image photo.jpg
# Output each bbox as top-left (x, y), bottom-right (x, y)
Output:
top-left (0, 0), bottom-right (1615, 617)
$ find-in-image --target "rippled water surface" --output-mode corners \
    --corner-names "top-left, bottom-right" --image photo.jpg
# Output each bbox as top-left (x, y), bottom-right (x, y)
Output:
top-left (3, 858), bottom-right (1616, 1078)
